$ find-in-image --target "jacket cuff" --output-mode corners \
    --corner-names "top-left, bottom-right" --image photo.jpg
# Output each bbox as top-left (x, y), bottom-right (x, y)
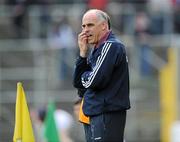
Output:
top-left (76, 56), bottom-right (87, 65)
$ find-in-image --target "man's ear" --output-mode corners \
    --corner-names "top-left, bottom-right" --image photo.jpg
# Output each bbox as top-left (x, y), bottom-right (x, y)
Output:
top-left (102, 22), bottom-right (107, 30)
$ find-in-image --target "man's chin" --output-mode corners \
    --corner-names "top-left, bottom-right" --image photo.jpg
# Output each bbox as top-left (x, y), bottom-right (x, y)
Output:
top-left (87, 40), bottom-right (94, 44)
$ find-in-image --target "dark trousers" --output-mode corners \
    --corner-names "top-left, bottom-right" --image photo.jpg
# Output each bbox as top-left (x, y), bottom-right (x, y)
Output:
top-left (84, 110), bottom-right (126, 142)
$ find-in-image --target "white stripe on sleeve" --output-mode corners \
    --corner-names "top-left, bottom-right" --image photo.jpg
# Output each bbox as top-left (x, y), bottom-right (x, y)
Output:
top-left (82, 42), bottom-right (112, 88)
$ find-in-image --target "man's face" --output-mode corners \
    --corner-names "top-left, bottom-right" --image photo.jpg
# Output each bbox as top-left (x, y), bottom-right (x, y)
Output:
top-left (82, 12), bottom-right (104, 44)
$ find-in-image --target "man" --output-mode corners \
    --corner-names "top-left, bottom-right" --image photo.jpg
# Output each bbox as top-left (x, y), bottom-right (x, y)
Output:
top-left (73, 9), bottom-right (130, 142)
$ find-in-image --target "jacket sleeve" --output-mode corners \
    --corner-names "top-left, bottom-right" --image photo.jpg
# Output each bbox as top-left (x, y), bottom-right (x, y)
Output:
top-left (77, 88), bottom-right (87, 98)
top-left (73, 56), bottom-right (91, 89)
top-left (81, 42), bottom-right (124, 89)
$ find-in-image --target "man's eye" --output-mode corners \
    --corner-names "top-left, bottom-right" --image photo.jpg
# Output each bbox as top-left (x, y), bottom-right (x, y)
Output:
top-left (88, 24), bottom-right (93, 27)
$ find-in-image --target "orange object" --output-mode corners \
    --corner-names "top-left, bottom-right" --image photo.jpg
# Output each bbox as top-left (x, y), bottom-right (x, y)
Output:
top-left (79, 98), bottom-right (90, 124)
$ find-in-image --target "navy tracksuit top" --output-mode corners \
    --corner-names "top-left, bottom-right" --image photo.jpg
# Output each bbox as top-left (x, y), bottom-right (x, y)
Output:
top-left (73, 31), bottom-right (130, 116)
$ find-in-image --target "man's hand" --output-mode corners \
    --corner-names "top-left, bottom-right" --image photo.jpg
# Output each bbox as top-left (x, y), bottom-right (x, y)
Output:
top-left (78, 32), bottom-right (89, 57)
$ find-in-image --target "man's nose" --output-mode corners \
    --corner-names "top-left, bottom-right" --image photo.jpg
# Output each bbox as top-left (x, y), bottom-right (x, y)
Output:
top-left (83, 26), bottom-right (89, 32)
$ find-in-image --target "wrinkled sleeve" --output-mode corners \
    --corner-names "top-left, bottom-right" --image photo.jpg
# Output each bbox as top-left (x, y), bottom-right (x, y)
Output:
top-left (73, 56), bottom-right (91, 89)
top-left (81, 42), bottom-right (123, 90)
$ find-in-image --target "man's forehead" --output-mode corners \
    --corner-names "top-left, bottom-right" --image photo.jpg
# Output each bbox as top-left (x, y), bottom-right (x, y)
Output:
top-left (82, 10), bottom-right (98, 22)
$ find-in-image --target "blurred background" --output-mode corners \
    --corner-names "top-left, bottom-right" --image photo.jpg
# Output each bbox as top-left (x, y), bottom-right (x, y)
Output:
top-left (0, 0), bottom-right (180, 142)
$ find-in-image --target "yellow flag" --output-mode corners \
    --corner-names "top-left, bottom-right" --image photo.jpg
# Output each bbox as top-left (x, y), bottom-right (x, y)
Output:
top-left (13, 82), bottom-right (35, 142)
